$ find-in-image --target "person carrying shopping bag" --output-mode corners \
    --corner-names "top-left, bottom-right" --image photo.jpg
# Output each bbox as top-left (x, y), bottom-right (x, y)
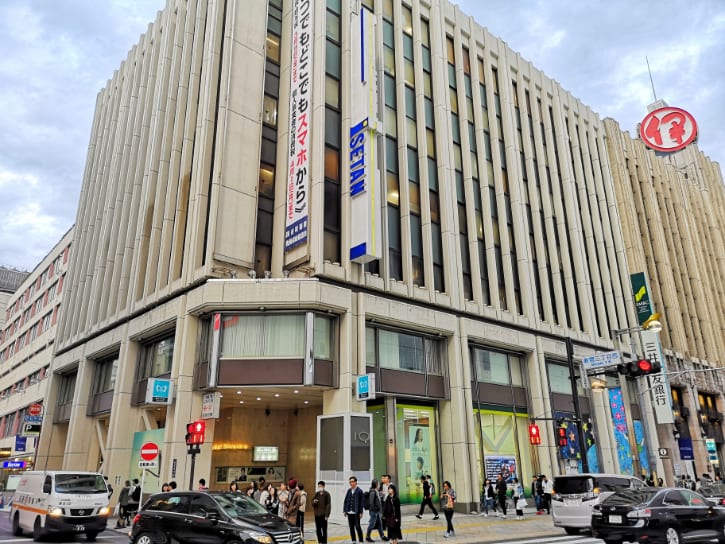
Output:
top-left (441, 481), bottom-right (456, 538)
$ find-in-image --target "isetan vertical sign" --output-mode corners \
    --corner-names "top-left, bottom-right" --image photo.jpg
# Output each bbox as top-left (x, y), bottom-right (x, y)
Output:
top-left (285, 0), bottom-right (313, 251)
top-left (349, 7), bottom-right (382, 264)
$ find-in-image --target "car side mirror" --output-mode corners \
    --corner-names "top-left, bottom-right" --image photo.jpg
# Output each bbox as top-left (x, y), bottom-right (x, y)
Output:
top-left (206, 510), bottom-right (220, 522)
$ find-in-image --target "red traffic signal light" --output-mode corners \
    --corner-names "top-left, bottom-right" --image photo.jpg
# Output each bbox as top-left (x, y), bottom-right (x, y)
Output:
top-left (617, 359), bottom-right (662, 377)
top-left (186, 420), bottom-right (206, 445)
top-left (557, 426), bottom-right (568, 447)
top-left (529, 423), bottom-right (541, 445)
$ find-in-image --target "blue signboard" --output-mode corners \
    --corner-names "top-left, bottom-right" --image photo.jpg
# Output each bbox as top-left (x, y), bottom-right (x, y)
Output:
top-left (15, 436), bottom-right (27, 452)
top-left (145, 378), bottom-right (174, 405)
top-left (678, 437), bottom-right (694, 460)
top-left (24, 415), bottom-right (42, 424)
top-left (2, 461), bottom-right (26, 469)
top-left (355, 374), bottom-right (375, 401)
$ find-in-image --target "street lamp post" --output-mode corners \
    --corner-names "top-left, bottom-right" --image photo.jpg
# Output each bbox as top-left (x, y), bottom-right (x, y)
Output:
top-left (613, 320), bottom-right (663, 482)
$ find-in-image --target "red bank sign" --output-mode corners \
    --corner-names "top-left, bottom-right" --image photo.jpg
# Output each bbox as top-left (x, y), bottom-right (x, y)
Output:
top-left (640, 106), bottom-right (698, 153)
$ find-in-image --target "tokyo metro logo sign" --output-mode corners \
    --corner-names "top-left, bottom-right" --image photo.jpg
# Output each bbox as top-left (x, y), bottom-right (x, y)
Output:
top-left (640, 106), bottom-right (698, 153)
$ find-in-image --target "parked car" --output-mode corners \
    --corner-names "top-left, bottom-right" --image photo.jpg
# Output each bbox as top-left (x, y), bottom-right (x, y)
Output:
top-left (551, 473), bottom-right (645, 534)
top-left (130, 491), bottom-right (303, 544)
top-left (592, 487), bottom-right (725, 544)
top-left (699, 483), bottom-right (725, 506)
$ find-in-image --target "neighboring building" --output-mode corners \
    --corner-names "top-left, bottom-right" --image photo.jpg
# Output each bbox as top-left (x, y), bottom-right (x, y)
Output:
top-left (37, 0), bottom-right (679, 507)
top-left (0, 229), bottom-right (73, 483)
top-left (0, 268), bottom-right (30, 331)
top-left (605, 113), bottom-right (725, 480)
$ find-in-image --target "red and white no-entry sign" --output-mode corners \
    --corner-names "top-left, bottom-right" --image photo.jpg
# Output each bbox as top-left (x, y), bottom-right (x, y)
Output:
top-left (140, 442), bottom-right (159, 461)
top-left (28, 404), bottom-right (42, 416)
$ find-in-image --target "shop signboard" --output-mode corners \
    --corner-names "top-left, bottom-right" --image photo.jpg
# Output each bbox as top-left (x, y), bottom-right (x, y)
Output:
top-left (356, 373), bottom-right (375, 401)
top-left (15, 436), bottom-right (27, 452)
top-left (285, 0), bottom-right (314, 251)
top-left (678, 437), bottom-right (694, 460)
top-left (640, 106), bottom-right (698, 153)
top-left (641, 330), bottom-right (674, 424)
top-left (201, 392), bottom-right (220, 420)
top-left (145, 378), bottom-right (174, 405)
top-left (630, 272), bottom-right (653, 326)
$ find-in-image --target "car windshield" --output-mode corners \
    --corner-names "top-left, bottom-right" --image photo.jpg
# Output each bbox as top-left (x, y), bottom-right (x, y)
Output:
top-left (55, 474), bottom-right (108, 494)
top-left (699, 484), bottom-right (725, 497)
top-left (554, 476), bottom-right (592, 494)
top-left (601, 488), bottom-right (659, 506)
top-left (213, 492), bottom-right (269, 517)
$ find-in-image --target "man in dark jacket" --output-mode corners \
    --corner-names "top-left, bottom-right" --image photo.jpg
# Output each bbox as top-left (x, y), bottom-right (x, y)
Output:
top-left (343, 476), bottom-right (364, 543)
top-left (495, 474), bottom-right (508, 517)
top-left (415, 476), bottom-right (439, 519)
top-left (313, 480), bottom-right (332, 544)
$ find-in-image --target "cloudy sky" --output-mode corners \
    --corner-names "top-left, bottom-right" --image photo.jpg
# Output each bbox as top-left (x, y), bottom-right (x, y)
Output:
top-left (0, 0), bottom-right (723, 271)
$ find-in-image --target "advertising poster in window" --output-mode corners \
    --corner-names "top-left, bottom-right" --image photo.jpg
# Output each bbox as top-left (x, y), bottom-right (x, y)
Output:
top-left (396, 404), bottom-right (438, 503)
top-left (473, 409), bottom-right (533, 489)
top-left (608, 387), bottom-right (634, 475)
top-left (633, 420), bottom-right (650, 475)
top-left (129, 429), bottom-right (164, 493)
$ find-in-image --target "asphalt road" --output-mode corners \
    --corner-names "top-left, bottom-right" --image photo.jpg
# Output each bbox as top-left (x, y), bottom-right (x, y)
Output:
top-left (0, 514), bottom-right (129, 544)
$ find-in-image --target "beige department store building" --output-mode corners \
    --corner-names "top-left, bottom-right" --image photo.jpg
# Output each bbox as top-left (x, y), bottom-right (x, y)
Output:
top-left (36, 0), bottom-right (722, 506)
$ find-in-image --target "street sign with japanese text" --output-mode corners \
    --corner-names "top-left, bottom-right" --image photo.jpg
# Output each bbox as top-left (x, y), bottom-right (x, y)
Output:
top-left (582, 351), bottom-right (621, 371)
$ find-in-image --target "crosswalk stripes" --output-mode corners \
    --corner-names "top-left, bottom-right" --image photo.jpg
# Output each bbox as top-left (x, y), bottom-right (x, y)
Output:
top-left (492, 535), bottom-right (603, 544)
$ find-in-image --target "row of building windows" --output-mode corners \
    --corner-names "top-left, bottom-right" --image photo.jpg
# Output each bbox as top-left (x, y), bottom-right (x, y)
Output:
top-left (0, 306), bottom-right (59, 363)
top-left (0, 366), bottom-right (48, 400)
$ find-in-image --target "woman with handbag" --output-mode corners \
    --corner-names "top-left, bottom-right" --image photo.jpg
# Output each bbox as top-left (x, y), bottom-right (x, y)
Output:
top-left (441, 481), bottom-right (456, 537)
top-left (513, 478), bottom-right (526, 520)
top-left (383, 484), bottom-right (402, 544)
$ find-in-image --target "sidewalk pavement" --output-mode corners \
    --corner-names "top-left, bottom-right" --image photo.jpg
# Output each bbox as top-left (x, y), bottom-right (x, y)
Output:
top-left (114, 505), bottom-right (567, 544)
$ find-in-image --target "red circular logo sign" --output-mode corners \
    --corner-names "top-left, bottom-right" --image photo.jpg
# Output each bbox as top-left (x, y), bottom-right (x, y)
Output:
top-left (639, 106), bottom-right (698, 152)
top-left (28, 404), bottom-right (42, 416)
top-left (140, 442), bottom-right (159, 461)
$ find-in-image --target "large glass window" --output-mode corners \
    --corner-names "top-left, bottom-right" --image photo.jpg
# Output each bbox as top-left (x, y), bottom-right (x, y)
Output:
top-left (221, 315), bottom-right (305, 358)
top-left (396, 404), bottom-right (439, 504)
top-left (367, 326), bottom-right (442, 375)
top-left (547, 362), bottom-right (572, 394)
top-left (470, 346), bottom-right (524, 386)
top-left (94, 354), bottom-right (119, 394)
top-left (139, 335), bottom-right (175, 379)
top-left (58, 372), bottom-right (77, 406)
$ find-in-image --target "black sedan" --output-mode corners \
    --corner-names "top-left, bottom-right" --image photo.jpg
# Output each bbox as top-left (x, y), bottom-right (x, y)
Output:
top-left (130, 491), bottom-right (303, 544)
top-left (592, 487), bottom-right (725, 544)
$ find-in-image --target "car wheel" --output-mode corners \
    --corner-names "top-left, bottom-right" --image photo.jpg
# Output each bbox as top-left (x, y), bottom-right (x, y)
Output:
top-left (86, 531), bottom-right (99, 542)
top-left (665, 527), bottom-right (681, 544)
top-left (32, 517), bottom-right (44, 542)
top-left (12, 512), bottom-right (22, 536)
top-left (133, 532), bottom-right (155, 544)
top-left (564, 527), bottom-right (579, 535)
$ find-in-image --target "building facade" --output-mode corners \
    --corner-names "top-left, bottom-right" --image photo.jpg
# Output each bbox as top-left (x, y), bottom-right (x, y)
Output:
top-left (37, 0), bottom-right (672, 507)
top-left (605, 114), bottom-right (725, 480)
top-left (0, 229), bottom-right (73, 484)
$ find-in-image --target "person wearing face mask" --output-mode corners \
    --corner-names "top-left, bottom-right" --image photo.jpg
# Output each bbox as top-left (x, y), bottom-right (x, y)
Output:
top-left (313, 480), bottom-right (331, 544)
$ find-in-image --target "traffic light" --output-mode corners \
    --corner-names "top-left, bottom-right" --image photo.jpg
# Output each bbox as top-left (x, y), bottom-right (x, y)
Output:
top-left (616, 359), bottom-right (662, 377)
top-left (556, 419), bottom-right (568, 448)
top-left (528, 423), bottom-right (541, 445)
top-left (186, 420), bottom-right (206, 445)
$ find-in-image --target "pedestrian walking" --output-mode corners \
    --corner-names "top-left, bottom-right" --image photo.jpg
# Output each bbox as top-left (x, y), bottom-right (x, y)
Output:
top-left (366, 480), bottom-right (385, 542)
top-left (127, 478), bottom-right (141, 517)
top-left (312, 481), bottom-right (331, 544)
top-left (441, 481), bottom-right (456, 538)
top-left (116, 480), bottom-right (132, 528)
top-left (513, 478), bottom-right (525, 520)
top-left (480, 479), bottom-right (496, 516)
top-left (530, 476), bottom-right (541, 513)
top-left (297, 483), bottom-right (308, 532)
top-left (541, 475), bottom-right (553, 514)
top-left (495, 474), bottom-right (508, 517)
top-left (382, 484), bottom-right (402, 544)
top-left (343, 476), bottom-right (364, 544)
top-left (379, 474), bottom-right (392, 541)
top-left (415, 476), bottom-right (439, 519)
top-left (286, 480), bottom-right (301, 526)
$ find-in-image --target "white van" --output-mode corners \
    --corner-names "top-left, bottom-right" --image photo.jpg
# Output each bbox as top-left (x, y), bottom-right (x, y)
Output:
top-left (551, 473), bottom-right (645, 534)
top-left (10, 471), bottom-right (111, 541)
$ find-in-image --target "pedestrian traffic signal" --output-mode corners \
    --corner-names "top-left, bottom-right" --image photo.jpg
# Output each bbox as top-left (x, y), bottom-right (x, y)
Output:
top-left (186, 420), bottom-right (206, 445)
top-left (529, 423), bottom-right (541, 445)
top-left (616, 359), bottom-right (662, 377)
top-left (556, 419), bottom-right (568, 448)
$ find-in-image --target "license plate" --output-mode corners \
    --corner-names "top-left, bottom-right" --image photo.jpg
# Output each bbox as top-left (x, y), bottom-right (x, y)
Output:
top-left (564, 498), bottom-right (581, 506)
top-left (609, 515), bottom-right (622, 524)
top-left (74, 525), bottom-right (86, 532)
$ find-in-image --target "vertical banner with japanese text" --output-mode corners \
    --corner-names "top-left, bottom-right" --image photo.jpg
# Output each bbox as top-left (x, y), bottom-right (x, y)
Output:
top-left (285, 0), bottom-right (313, 251)
top-left (349, 6), bottom-right (382, 263)
top-left (641, 329), bottom-right (674, 424)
